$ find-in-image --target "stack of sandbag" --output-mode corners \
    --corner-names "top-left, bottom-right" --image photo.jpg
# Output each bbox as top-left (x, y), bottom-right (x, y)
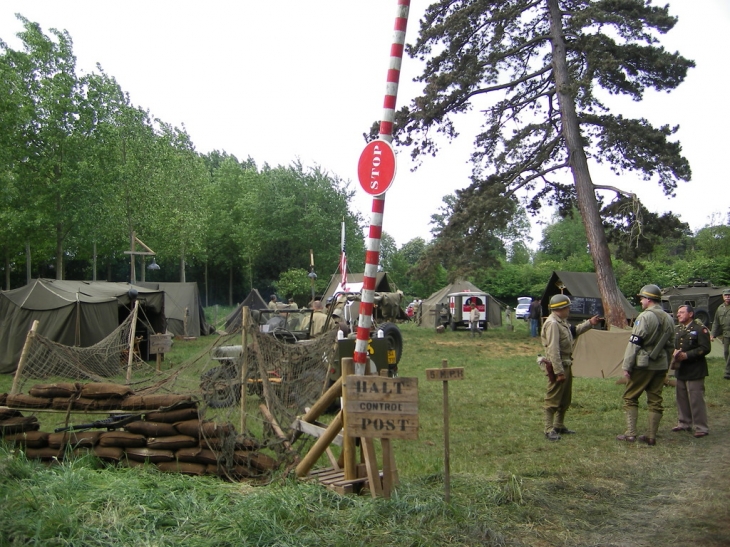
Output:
top-left (3, 382), bottom-right (193, 411)
top-left (0, 403), bottom-right (41, 438)
top-left (1, 396), bottom-right (279, 480)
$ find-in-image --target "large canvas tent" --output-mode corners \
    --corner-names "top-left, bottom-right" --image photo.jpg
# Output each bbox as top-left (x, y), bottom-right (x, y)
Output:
top-left (139, 282), bottom-right (213, 337)
top-left (541, 271), bottom-right (638, 325)
top-left (0, 279), bottom-right (165, 373)
top-left (419, 280), bottom-right (503, 328)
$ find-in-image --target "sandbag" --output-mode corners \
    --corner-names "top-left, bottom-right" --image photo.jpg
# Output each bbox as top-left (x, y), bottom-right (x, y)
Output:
top-left (25, 447), bottom-right (65, 460)
top-left (93, 445), bottom-right (125, 462)
top-left (157, 461), bottom-right (207, 475)
top-left (29, 383), bottom-right (80, 398)
top-left (121, 394), bottom-right (192, 410)
top-left (175, 447), bottom-right (219, 465)
top-left (146, 407), bottom-right (200, 423)
top-left (125, 447), bottom-right (175, 463)
top-left (146, 435), bottom-right (198, 451)
top-left (234, 451), bottom-right (278, 471)
top-left (3, 431), bottom-right (49, 448)
top-left (123, 421), bottom-right (178, 438)
top-left (0, 416), bottom-right (40, 435)
top-left (80, 383), bottom-right (134, 399)
top-left (48, 431), bottom-right (101, 449)
top-left (5, 394), bottom-right (50, 409)
top-left (98, 431), bottom-right (147, 448)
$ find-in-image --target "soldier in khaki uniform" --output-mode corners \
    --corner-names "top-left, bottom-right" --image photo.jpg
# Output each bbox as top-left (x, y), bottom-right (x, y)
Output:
top-left (710, 288), bottom-right (730, 379)
top-left (617, 284), bottom-right (675, 446)
top-left (672, 304), bottom-right (711, 437)
top-left (541, 294), bottom-right (600, 441)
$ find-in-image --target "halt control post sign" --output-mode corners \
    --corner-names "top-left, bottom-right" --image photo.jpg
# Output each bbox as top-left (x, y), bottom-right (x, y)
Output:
top-left (357, 139), bottom-right (397, 196)
top-left (345, 377), bottom-right (418, 440)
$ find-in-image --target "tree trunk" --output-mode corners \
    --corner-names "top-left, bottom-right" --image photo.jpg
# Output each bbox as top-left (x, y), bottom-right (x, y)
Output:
top-left (55, 221), bottom-right (63, 280)
top-left (547, 0), bottom-right (627, 328)
top-left (229, 265), bottom-right (233, 307)
top-left (204, 261), bottom-right (209, 308)
top-left (5, 248), bottom-right (10, 291)
top-left (26, 241), bottom-right (31, 284)
top-left (179, 245), bottom-right (186, 283)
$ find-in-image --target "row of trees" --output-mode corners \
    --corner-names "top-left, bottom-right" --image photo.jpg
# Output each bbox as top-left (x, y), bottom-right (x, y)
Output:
top-left (1, 17), bottom-right (365, 305)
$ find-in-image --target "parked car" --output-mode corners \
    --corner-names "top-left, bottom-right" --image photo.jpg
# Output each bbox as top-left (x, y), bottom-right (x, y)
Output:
top-left (515, 297), bottom-right (532, 320)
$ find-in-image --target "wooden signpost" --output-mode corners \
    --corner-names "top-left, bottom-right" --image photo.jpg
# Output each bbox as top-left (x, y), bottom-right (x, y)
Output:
top-left (425, 359), bottom-right (464, 502)
top-left (149, 333), bottom-right (173, 372)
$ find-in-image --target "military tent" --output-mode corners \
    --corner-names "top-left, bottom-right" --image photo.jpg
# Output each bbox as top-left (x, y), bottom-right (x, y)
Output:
top-left (139, 282), bottom-right (213, 337)
top-left (224, 289), bottom-right (269, 332)
top-left (419, 280), bottom-right (503, 328)
top-left (541, 271), bottom-right (638, 326)
top-left (0, 279), bottom-right (165, 373)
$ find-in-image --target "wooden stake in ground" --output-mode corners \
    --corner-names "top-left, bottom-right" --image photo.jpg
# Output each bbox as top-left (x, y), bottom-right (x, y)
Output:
top-left (425, 359), bottom-right (465, 503)
top-left (10, 320), bottom-right (39, 395)
top-left (240, 306), bottom-right (249, 434)
top-left (125, 300), bottom-right (140, 384)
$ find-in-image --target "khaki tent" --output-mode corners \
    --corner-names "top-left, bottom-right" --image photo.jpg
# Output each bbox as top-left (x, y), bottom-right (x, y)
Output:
top-left (0, 279), bottom-right (165, 373)
top-left (419, 280), bottom-right (503, 328)
top-left (541, 271), bottom-right (638, 325)
top-left (139, 282), bottom-right (213, 337)
top-left (572, 329), bottom-right (631, 378)
top-left (224, 289), bottom-right (269, 332)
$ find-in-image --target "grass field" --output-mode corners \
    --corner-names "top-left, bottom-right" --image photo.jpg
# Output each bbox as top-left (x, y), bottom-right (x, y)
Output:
top-left (2, 316), bottom-right (730, 546)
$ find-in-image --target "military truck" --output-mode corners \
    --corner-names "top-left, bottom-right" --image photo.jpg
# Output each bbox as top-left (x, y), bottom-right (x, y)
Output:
top-left (661, 280), bottom-right (729, 327)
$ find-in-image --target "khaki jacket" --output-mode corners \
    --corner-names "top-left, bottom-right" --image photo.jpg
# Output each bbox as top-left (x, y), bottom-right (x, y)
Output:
top-left (711, 303), bottom-right (730, 339)
top-left (541, 313), bottom-right (593, 375)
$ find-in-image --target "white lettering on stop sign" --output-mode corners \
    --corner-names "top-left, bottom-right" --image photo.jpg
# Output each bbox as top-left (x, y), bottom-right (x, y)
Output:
top-left (358, 140), bottom-right (396, 196)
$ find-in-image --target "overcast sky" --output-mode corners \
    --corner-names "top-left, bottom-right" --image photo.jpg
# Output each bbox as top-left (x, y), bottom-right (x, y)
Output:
top-left (1, 1), bottom-right (728, 250)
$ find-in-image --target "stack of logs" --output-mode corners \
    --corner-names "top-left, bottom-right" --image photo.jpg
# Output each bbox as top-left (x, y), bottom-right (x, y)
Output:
top-left (0, 383), bottom-right (278, 480)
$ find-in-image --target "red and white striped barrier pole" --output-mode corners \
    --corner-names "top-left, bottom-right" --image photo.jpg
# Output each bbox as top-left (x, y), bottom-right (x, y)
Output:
top-left (354, 0), bottom-right (410, 366)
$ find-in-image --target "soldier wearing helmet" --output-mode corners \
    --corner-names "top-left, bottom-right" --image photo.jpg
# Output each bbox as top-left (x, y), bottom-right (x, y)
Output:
top-left (617, 284), bottom-right (675, 446)
top-left (540, 294), bottom-right (601, 441)
top-left (710, 288), bottom-right (730, 379)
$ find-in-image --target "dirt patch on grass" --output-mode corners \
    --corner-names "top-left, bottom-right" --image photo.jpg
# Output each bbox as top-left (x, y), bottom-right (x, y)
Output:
top-left (579, 412), bottom-right (730, 547)
top-left (432, 338), bottom-right (540, 357)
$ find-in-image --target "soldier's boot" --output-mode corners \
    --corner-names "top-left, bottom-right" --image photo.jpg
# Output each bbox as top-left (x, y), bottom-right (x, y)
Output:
top-left (616, 407), bottom-right (638, 442)
top-left (553, 409), bottom-right (575, 434)
top-left (544, 409), bottom-right (560, 441)
top-left (639, 411), bottom-right (661, 446)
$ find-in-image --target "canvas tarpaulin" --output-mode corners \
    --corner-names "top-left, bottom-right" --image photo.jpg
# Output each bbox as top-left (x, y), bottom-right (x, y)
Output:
top-left (572, 328), bottom-right (632, 378)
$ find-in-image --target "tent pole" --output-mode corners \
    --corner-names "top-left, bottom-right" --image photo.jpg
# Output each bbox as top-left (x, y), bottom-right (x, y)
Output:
top-left (75, 297), bottom-right (81, 346)
top-left (240, 306), bottom-right (249, 434)
top-left (126, 300), bottom-right (140, 384)
top-left (11, 320), bottom-right (39, 395)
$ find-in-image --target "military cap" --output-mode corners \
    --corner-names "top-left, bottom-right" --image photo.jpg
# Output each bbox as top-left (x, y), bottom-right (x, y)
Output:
top-left (549, 294), bottom-right (571, 310)
top-left (723, 288), bottom-right (730, 296)
top-left (637, 284), bottom-right (662, 301)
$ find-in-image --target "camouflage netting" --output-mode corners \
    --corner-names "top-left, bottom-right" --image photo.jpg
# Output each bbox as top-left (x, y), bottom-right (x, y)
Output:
top-left (3, 308), bottom-right (339, 481)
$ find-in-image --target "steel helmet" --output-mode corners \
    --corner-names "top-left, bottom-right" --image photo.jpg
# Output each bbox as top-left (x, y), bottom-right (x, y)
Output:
top-left (549, 294), bottom-right (571, 310)
top-left (637, 284), bottom-right (662, 301)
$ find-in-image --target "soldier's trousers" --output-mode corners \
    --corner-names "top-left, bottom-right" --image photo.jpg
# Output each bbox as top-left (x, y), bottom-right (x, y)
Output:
top-left (675, 378), bottom-right (708, 434)
top-left (545, 365), bottom-right (572, 413)
top-left (622, 368), bottom-right (667, 414)
top-left (723, 338), bottom-right (730, 377)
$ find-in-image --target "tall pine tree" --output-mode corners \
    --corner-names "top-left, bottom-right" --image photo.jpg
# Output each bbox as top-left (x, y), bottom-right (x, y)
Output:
top-left (394, 0), bottom-right (693, 326)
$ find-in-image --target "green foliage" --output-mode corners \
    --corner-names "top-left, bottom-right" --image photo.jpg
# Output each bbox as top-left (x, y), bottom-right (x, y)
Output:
top-left (274, 268), bottom-right (321, 305)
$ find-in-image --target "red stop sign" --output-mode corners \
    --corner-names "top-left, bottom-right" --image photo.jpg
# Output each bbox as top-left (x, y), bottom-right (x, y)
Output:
top-left (357, 140), bottom-right (396, 196)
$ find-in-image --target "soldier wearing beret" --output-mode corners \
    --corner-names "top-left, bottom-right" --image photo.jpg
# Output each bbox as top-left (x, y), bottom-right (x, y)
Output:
top-left (671, 304), bottom-right (711, 437)
top-left (617, 284), bottom-right (675, 446)
top-left (710, 288), bottom-right (730, 380)
top-left (540, 294), bottom-right (600, 441)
